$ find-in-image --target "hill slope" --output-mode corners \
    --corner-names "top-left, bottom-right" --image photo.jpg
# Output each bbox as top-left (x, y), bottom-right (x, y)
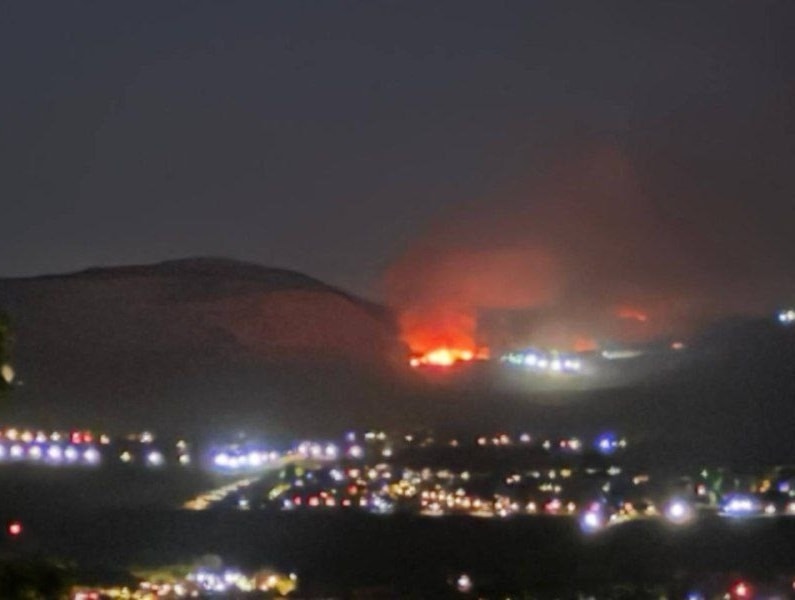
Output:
top-left (1, 258), bottom-right (794, 465)
top-left (0, 258), bottom-right (411, 436)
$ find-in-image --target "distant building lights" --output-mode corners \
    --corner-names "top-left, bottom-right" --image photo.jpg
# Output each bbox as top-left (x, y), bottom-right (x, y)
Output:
top-left (778, 309), bottom-right (795, 325)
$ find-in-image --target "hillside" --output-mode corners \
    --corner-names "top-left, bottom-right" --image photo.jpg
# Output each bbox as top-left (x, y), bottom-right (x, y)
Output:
top-left (0, 258), bottom-right (412, 437)
top-left (1, 259), bottom-right (794, 465)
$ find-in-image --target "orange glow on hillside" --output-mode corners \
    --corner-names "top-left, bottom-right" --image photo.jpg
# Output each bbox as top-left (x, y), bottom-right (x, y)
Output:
top-left (409, 346), bottom-right (489, 368)
top-left (573, 336), bottom-right (599, 352)
top-left (616, 307), bottom-right (649, 322)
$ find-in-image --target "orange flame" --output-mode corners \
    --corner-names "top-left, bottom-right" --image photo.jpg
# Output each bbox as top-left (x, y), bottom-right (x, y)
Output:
top-left (409, 346), bottom-right (488, 368)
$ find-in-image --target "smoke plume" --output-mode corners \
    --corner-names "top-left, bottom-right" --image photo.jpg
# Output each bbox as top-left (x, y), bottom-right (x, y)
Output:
top-left (385, 143), bottom-right (794, 354)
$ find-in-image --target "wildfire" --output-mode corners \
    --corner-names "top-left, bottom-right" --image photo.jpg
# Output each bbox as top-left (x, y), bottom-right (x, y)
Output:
top-left (409, 347), bottom-right (489, 368)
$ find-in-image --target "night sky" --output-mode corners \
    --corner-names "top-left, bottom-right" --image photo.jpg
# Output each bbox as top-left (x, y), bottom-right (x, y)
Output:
top-left (2, 1), bottom-right (794, 300)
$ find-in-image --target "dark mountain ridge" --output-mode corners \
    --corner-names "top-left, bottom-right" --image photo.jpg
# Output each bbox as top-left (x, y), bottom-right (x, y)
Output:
top-left (0, 257), bottom-right (410, 437)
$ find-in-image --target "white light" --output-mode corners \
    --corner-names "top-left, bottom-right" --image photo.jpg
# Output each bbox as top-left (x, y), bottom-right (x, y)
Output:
top-left (580, 510), bottom-right (604, 532)
top-left (83, 447), bottom-right (101, 465)
top-left (247, 451), bottom-right (262, 467)
top-left (147, 450), bottom-right (165, 467)
top-left (456, 574), bottom-right (473, 593)
top-left (10, 444), bottom-right (23, 459)
top-left (28, 445), bottom-right (43, 460)
top-left (665, 499), bottom-right (693, 524)
top-left (64, 446), bottom-right (78, 462)
top-left (47, 445), bottom-right (63, 462)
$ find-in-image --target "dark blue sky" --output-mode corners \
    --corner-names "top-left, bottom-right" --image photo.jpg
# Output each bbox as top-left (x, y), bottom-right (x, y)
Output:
top-left (2, 1), bottom-right (794, 298)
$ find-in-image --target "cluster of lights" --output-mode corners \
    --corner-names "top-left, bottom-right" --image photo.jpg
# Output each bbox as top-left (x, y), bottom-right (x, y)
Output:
top-left (501, 349), bottom-right (583, 374)
top-left (183, 479), bottom-right (253, 511)
top-left (720, 493), bottom-right (762, 516)
top-left (0, 440), bottom-right (101, 466)
top-left (211, 448), bottom-right (279, 471)
top-left (118, 443), bottom-right (190, 468)
top-left (281, 463), bottom-right (397, 515)
top-left (75, 567), bottom-right (298, 598)
top-left (595, 434), bottom-right (627, 454)
top-left (1, 428), bottom-right (108, 446)
top-left (296, 441), bottom-right (339, 460)
top-left (0, 427), bottom-right (197, 470)
top-left (778, 308), bottom-right (795, 325)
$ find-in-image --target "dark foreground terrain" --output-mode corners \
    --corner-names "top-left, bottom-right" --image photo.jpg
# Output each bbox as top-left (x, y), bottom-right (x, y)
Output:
top-left (3, 500), bottom-right (795, 597)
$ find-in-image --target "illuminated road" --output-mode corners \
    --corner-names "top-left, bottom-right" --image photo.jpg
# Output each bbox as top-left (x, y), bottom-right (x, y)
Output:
top-left (181, 454), bottom-right (318, 511)
top-left (182, 477), bottom-right (256, 511)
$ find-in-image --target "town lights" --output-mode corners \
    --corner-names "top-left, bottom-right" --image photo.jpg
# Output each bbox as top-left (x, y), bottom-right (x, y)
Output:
top-left (778, 309), bottom-right (795, 325)
top-left (720, 494), bottom-right (761, 517)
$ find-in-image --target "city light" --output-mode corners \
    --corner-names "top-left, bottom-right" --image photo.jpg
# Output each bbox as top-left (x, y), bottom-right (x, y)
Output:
top-left (7, 520), bottom-right (22, 537)
top-left (720, 494), bottom-right (761, 517)
top-left (501, 348), bottom-right (584, 375)
top-left (455, 573), bottom-right (473, 593)
top-left (778, 308), bottom-right (795, 325)
top-left (579, 505), bottom-right (606, 533)
top-left (664, 499), bottom-right (694, 525)
top-left (146, 450), bottom-right (165, 467)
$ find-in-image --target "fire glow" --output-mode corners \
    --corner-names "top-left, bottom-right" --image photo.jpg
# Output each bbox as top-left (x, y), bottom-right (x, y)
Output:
top-left (409, 347), bottom-right (489, 368)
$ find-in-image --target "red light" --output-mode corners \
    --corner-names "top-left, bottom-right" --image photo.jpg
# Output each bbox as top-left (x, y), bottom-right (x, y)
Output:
top-left (7, 521), bottom-right (22, 537)
top-left (70, 431), bottom-right (83, 444)
top-left (732, 582), bottom-right (750, 598)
